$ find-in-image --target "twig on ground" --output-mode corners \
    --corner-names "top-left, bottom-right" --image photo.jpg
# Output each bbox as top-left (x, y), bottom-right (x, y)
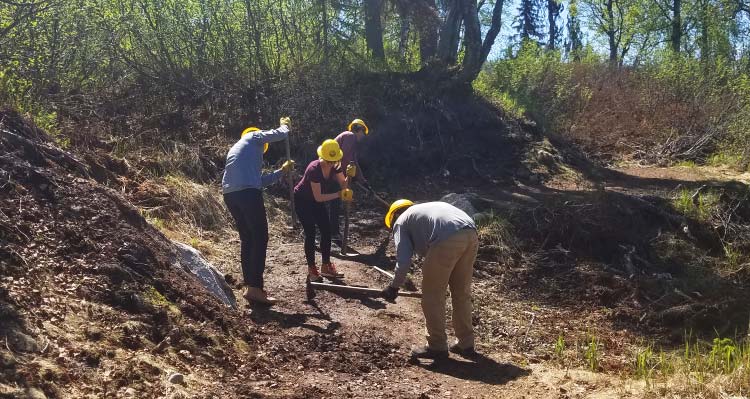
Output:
top-left (4, 335), bottom-right (17, 361)
top-left (522, 311), bottom-right (536, 342)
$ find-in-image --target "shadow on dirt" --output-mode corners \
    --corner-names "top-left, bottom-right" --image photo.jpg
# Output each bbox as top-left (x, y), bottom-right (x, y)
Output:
top-left (420, 354), bottom-right (530, 385)
top-left (249, 305), bottom-right (342, 334)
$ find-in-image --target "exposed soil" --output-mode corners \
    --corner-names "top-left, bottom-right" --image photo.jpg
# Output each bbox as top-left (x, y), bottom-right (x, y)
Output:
top-left (3, 108), bottom-right (750, 398)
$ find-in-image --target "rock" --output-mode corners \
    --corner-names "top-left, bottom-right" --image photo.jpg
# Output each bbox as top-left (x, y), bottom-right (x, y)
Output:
top-left (173, 241), bottom-right (237, 309)
top-left (0, 351), bottom-right (16, 368)
top-left (168, 373), bottom-right (185, 385)
top-left (124, 388), bottom-right (137, 397)
top-left (24, 388), bottom-right (47, 399)
top-left (439, 193), bottom-right (477, 217)
top-left (537, 149), bottom-right (556, 166)
top-left (6, 330), bottom-right (40, 353)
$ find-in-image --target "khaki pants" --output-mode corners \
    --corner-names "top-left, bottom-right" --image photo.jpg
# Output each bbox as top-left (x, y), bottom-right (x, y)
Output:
top-left (421, 228), bottom-right (479, 351)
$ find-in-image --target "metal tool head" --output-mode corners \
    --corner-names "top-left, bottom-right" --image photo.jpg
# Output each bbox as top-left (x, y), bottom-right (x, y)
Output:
top-left (305, 277), bottom-right (316, 301)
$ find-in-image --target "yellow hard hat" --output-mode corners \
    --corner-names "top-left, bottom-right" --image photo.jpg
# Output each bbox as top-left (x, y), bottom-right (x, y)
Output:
top-left (317, 139), bottom-right (344, 162)
top-left (241, 127), bottom-right (269, 153)
top-left (385, 199), bottom-right (414, 228)
top-left (348, 118), bottom-right (369, 135)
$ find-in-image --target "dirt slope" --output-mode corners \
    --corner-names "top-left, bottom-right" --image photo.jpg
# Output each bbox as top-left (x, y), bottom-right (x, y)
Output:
top-left (3, 107), bottom-right (750, 398)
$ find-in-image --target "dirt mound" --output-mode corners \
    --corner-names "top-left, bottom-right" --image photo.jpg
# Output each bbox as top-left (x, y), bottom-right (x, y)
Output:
top-left (0, 109), bottom-right (260, 397)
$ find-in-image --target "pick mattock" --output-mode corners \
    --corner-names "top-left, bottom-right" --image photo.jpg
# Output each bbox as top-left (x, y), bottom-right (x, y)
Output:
top-left (355, 181), bottom-right (389, 208)
top-left (305, 279), bottom-right (421, 301)
top-left (340, 161), bottom-right (356, 257)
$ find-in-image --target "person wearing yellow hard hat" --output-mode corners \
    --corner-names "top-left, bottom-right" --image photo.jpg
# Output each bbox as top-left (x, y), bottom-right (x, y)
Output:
top-left (381, 199), bottom-right (479, 362)
top-left (222, 117), bottom-right (295, 306)
top-left (326, 118), bottom-right (370, 247)
top-left (293, 139), bottom-right (353, 282)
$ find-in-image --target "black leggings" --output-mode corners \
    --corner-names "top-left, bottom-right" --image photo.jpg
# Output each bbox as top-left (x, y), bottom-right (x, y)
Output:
top-left (223, 188), bottom-right (268, 288)
top-left (294, 193), bottom-right (331, 267)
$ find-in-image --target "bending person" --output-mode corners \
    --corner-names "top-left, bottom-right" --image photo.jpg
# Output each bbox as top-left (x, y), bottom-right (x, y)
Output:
top-left (294, 139), bottom-right (353, 282)
top-left (222, 118), bottom-right (294, 305)
top-left (381, 200), bottom-right (479, 361)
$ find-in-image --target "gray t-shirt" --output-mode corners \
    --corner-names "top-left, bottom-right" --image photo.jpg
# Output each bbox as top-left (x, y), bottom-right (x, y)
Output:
top-left (391, 202), bottom-right (476, 288)
top-left (221, 126), bottom-right (289, 194)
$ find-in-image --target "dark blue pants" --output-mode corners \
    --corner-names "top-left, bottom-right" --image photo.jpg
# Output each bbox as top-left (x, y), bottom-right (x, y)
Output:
top-left (323, 179), bottom-right (341, 239)
top-left (294, 193), bottom-right (331, 267)
top-left (223, 188), bottom-right (268, 288)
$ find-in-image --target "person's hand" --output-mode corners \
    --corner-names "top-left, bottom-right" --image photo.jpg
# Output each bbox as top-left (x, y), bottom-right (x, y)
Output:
top-left (346, 164), bottom-right (357, 178)
top-left (279, 116), bottom-right (291, 128)
top-left (281, 160), bottom-right (295, 173)
top-left (380, 286), bottom-right (398, 302)
top-left (340, 188), bottom-right (353, 202)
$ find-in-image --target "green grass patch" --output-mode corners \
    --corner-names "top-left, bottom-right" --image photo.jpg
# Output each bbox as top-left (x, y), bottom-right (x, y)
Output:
top-left (675, 160), bottom-right (697, 168)
top-left (672, 189), bottom-right (720, 221)
top-left (706, 152), bottom-right (743, 167)
top-left (143, 286), bottom-right (180, 315)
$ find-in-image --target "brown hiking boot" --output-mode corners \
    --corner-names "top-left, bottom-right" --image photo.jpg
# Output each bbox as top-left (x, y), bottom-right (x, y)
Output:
top-left (243, 287), bottom-right (277, 305)
top-left (308, 265), bottom-right (323, 282)
top-left (321, 262), bottom-right (344, 278)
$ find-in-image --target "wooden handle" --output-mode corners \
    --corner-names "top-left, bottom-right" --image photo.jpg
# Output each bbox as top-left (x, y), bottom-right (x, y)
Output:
top-left (285, 136), bottom-right (296, 227)
top-left (308, 281), bottom-right (422, 298)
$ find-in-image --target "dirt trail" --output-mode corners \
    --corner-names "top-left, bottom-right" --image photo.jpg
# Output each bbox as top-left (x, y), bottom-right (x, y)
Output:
top-left (208, 205), bottom-right (651, 398)
top-left (207, 163), bottom-right (750, 398)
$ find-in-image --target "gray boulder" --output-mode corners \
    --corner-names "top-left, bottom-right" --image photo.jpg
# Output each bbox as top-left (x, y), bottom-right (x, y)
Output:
top-left (173, 242), bottom-right (237, 309)
top-left (440, 193), bottom-right (478, 217)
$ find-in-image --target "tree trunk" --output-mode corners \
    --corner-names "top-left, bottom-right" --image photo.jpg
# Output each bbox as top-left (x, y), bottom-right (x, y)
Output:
top-left (437, 0), bottom-right (463, 64)
top-left (606, 0), bottom-right (617, 63)
top-left (460, 0), bottom-right (505, 83)
top-left (547, 0), bottom-right (561, 50)
top-left (698, 0), bottom-right (709, 62)
top-left (671, 0), bottom-right (682, 53)
top-left (396, 1), bottom-right (410, 59)
top-left (364, 0), bottom-right (385, 60)
top-left (320, 0), bottom-right (330, 65)
top-left (413, 0), bottom-right (439, 63)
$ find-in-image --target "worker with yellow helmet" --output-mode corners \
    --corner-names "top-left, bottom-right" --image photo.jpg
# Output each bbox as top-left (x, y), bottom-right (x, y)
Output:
top-left (222, 117), bottom-right (295, 306)
top-left (293, 139), bottom-right (353, 282)
top-left (381, 199), bottom-right (479, 361)
top-left (327, 118), bottom-right (370, 247)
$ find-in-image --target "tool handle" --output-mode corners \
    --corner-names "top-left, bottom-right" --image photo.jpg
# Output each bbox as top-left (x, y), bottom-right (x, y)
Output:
top-left (354, 181), bottom-right (390, 207)
top-left (285, 136), bottom-right (296, 227)
top-left (308, 281), bottom-right (422, 298)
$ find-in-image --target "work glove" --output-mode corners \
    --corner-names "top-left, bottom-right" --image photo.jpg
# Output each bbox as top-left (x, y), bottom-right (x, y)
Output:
top-left (281, 160), bottom-right (295, 173)
top-left (346, 164), bottom-right (357, 178)
top-left (340, 188), bottom-right (353, 202)
top-left (279, 116), bottom-right (291, 128)
top-left (380, 286), bottom-right (398, 303)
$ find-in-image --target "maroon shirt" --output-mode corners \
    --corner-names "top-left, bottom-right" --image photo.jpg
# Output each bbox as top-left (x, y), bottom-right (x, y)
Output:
top-left (335, 131), bottom-right (366, 183)
top-left (294, 159), bottom-right (343, 201)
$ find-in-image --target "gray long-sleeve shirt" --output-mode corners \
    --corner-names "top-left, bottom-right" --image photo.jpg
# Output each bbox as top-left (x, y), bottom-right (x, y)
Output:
top-left (390, 202), bottom-right (476, 288)
top-left (222, 126), bottom-right (289, 194)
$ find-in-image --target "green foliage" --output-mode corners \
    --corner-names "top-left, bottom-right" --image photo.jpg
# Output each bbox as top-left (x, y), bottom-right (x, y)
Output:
top-left (672, 189), bottom-right (719, 221)
top-left (635, 344), bottom-right (656, 382)
top-left (554, 334), bottom-right (566, 360)
top-left (708, 337), bottom-right (739, 374)
top-left (675, 160), bottom-right (697, 168)
top-left (477, 41), bottom-right (600, 133)
top-left (584, 333), bottom-right (601, 372)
